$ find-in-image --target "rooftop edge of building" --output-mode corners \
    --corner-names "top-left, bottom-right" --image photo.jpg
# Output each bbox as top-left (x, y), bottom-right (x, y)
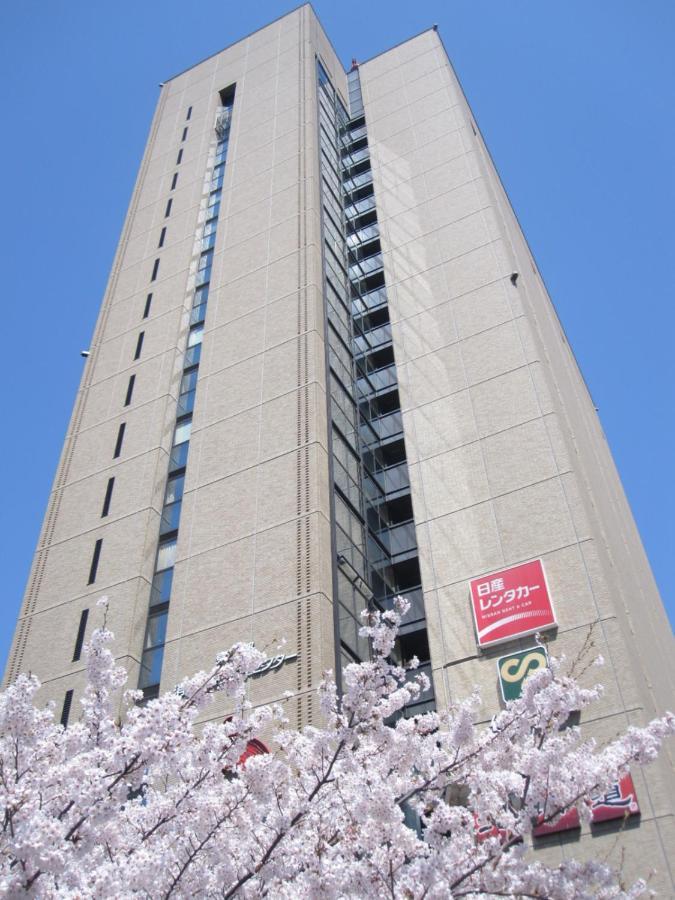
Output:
top-left (162, 4), bottom-right (326, 85)
top-left (161, 3), bottom-right (438, 90)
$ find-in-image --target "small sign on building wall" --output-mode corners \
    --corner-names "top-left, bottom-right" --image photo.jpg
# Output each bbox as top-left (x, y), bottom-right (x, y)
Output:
top-left (470, 559), bottom-right (556, 648)
top-left (497, 645), bottom-right (548, 702)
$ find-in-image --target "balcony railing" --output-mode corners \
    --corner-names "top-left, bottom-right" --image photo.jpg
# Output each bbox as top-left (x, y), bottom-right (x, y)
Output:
top-left (357, 363), bottom-right (397, 396)
top-left (349, 252), bottom-right (383, 281)
top-left (361, 410), bottom-right (403, 444)
top-left (382, 461), bottom-right (410, 495)
top-left (383, 520), bottom-right (417, 557)
top-left (348, 222), bottom-right (380, 247)
top-left (343, 170), bottom-right (373, 193)
top-left (355, 323), bottom-right (391, 355)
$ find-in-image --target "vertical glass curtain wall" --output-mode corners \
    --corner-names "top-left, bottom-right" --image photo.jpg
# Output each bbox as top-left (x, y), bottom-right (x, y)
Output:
top-left (138, 88), bottom-right (235, 700)
top-left (318, 62), bottom-right (434, 715)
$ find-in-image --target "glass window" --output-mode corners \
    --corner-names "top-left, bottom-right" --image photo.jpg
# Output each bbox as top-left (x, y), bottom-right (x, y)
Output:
top-left (203, 218), bottom-right (218, 237)
top-left (165, 473), bottom-right (185, 506)
top-left (139, 646), bottom-right (164, 689)
top-left (150, 568), bottom-right (173, 605)
top-left (169, 440), bottom-right (189, 472)
top-left (198, 250), bottom-right (213, 271)
top-left (160, 500), bottom-right (181, 535)
top-left (177, 389), bottom-right (195, 417)
top-left (144, 609), bottom-right (168, 650)
top-left (188, 323), bottom-right (203, 347)
top-left (317, 60), bottom-right (331, 89)
top-left (196, 250), bottom-right (212, 285)
top-left (155, 538), bottom-right (176, 573)
top-left (193, 284), bottom-right (209, 307)
top-left (180, 369), bottom-right (199, 394)
top-left (190, 302), bottom-right (207, 325)
top-left (173, 419), bottom-right (192, 446)
top-left (184, 344), bottom-right (201, 366)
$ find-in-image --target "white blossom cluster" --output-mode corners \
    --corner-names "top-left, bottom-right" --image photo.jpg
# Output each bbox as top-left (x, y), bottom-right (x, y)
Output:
top-left (0, 599), bottom-right (671, 898)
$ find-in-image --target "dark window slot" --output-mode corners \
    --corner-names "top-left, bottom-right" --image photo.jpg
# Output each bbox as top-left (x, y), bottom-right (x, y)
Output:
top-left (113, 422), bottom-right (126, 459)
top-left (171, 172), bottom-right (178, 190)
top-left (343, 158), bottom-right (371, 180)
top-left (124, 374), bottom-right (136, 406)
top-left (345, 182), bottom-right (374, 205)
top-left (219, 84), bottom-right (236, 106)
top-left (165, 198), bottom-right (173, 217)
top-left (134, 332), bottom-right (145, 360)
top-left (181, 127), bottom-right (188, 141)
top-left (151, 258), bottom-right (160, 281)
top-left (72, 609), bottom-right (89, 662)
top-left (382, 493), bottom-right (413, 526)
top-left (143, 294), bottom-right (152, 318)
top-left (391, 556), bottom-right (420, 592)
top-left (60, 690), bottom-right (74, 727)
top-left (375, 438), bottom-right (407, 469)
top-left (352, 238), bottom-right (381, 262)
top-left (356, 305), bottom-right (389, 333)
top-left (176, 148), bottom-right (183, 165)
top-left (347, 209), bottom-right (377, 234)
top-left (87, 539), bottom-right (103, 585)
top-left (362, 344), bottom-right (395, 372)
top-left (366, 388), bottom-right (400, 419)
top-left (354, 269), bottom-right (385, 296)
top-left (141, 685), bottom-right (159, 702)
top-left (158, 227), bottom-right (166, 248)
top-left (186, 106), bottom-right (192, 120)
top-left (397, 629), bottom-right (430, 666)
top-left (341, 136), bottom-right (368, 157)
top-left (101, 477), bottom-right (115, 517)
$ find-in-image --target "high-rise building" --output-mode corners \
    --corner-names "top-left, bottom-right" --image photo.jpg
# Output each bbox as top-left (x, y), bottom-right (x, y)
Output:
top-left (6, 5), bottom-right (673, 889)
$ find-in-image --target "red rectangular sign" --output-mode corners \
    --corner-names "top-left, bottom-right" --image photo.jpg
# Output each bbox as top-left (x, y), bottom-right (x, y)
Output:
top-left (532, 807), bottom-right (580, 837)
top-left (590, 774), bottom-right (639, 823)
top-left (470, 559), bottom-right (556, 648)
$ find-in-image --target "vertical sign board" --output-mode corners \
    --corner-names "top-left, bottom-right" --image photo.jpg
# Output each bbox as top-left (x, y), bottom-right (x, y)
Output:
top-left (497, 645), bottom-right (549, 702)
top-left (470, 559), bottom-right (556, 649)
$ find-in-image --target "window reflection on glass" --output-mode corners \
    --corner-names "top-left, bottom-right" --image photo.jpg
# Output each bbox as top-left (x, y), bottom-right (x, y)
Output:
top-left (180, 369), bottom-right (198, 394)
top-left (145, 609), bottom-right (168, 650)
top-left (151, 568), bottom-right (173, 606)
top-left (139, 646), bottom-right (164, 688)
top-left (173, 419), bottom-right (192, 446)
top-left (188, 324), bottom-right (203, 347)
top-left (164, 474), bottom-right (185, 506)
top-left (156, 538), bottom-right (177, 573)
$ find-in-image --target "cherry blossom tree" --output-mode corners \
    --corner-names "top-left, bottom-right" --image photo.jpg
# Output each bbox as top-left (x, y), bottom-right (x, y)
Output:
top-left (0, 597), bottom-right (672, 898)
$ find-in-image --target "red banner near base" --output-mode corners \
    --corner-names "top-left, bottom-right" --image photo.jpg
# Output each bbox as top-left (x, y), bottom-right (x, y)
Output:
top-left (590, 774), bottom-right (640, 823)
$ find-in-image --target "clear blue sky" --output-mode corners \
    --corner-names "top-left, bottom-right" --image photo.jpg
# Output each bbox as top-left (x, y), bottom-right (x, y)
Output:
top-left (1, 1), bottom-right (673, 669)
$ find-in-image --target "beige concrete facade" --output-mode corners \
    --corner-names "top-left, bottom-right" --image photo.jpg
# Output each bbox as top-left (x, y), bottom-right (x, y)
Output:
top-left (359, 27), bottom-right (674, 890)
top-left (5, 6), bottom-right (347, 728)
top-left (6, 6), bottom-right (673, 891)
